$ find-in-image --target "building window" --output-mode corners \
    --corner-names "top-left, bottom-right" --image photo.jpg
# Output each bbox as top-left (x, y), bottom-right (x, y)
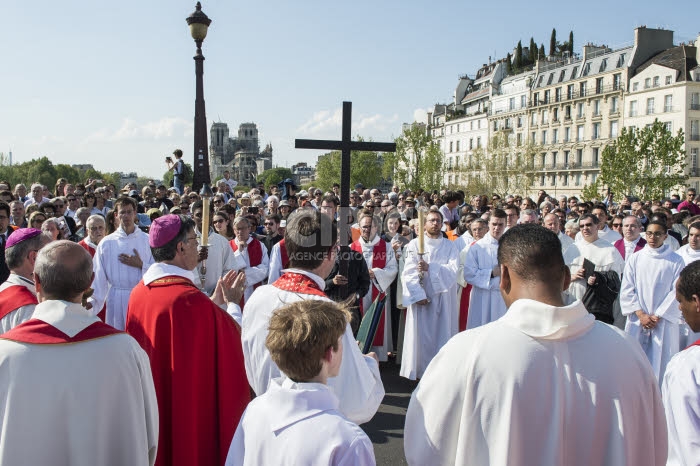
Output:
top-left (577, 125), bottom-right (584, 142)
top-left (470, 121), bottom-right (474, 130)
top-left (456, 140), bottom-right (460, 151)
top-left (469, 138), bottom-right (473, 150)
top-left (691, 120), bottom-right (700, 140)
top-left (577, 149), bottom-right (583, 165)
top-left (629, 100), bottom-right (638, 117)
top-left (580, 81), bottom-right (587, 96)
top-left (616, 54), bottom-right (626, 68)
top-left (476, 137), bottom-right (482, 148)
top-left (552, 151), bottom-right (558, 166)
top-left (547, 74), bottom-right (554, 86)
top-left (555, 87), bottom-right (562, 102)
top-left (599, 60), bottom-right (607, 73)
top-left (563, 174), bottom-right (569, 186)
top-left (542, 109), bottom-right (549, 124)
top-left (449, 141), bottom-right (453, 152)
top-left (567, 84), bottom-right (575, 100)
top-left (544, 90), bottom-right (551, 103)
top-left (611, 96), bottom-right (619, 114)
top-left (531, 112), bottom-right (538, 125)
top-left (553, 107), bottom-right (559, 122)
top-left (610, 120), bottom-right (619, 138)
top-left (576, 173), bottom-right (582, 185)
top-left (564, 127), bottom-right (571, 142)
top-left (540, 175), bottom-right (546, 186)
top-left (647, 98), bottom-right (655, 115)
top-left (644, 78), bottom-right (651, 89)
top-left (572, 66), bottom-right (579, 78)
top-left (691, 148), bottom-right (698, 170)
top-left (509, 97), bottom-right (515, 111)
top-left (664, 95), bottom-right (673, 112)
top-left (565, 105), bottom-right (572, 120)
top-left (692, 93), bottom-right (700, 110)
top-left (553, 128), bottom-right (559, 143)
top-left (593, 122), bottom-right (601, 140)
top-left (613, 73), bottom-right (622, 90)
top-left (531, 132), bottom-right (536, 143)
top-left (593, 99), bottom-right (601, 116)
top-left (521, 95), bottom-right (527, 108)
top-left (582, 63), bottom-right (591, 76)
top-left (593, 148), bottom-right (600, 166)
top-left (516, 133), bottom-right (522, 146)
top-left (633, 82), bottom-right (639, 92)
top-left (559, 70), bottom-right (565, 83)
top-left (666, 75), bottom-right (672, 85)
top-left (664, 122), bottom-right (672, 132)
top-left (653, 76), bottom-right (660, 87)
top-left (542, 130), bottom-right (548, 144)
top-left (596, 77), bottom-right (604, 94)
top-left (577, 103), bottom-right (584, 118)
top-left (517, 116), bottom-right (523, 128)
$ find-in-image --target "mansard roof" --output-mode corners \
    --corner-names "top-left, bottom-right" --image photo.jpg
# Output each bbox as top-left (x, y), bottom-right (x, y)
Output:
top-left (635, 45), bottom-right (699, 82)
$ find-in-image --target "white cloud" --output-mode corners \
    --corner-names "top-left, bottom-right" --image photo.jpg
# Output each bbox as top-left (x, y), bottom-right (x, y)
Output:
top-left (297, 108), bottom-right (399, 138)
top-left (82, 117), bottom-right (193, 144)
top-left (412, 107), bottom-right (431, 125)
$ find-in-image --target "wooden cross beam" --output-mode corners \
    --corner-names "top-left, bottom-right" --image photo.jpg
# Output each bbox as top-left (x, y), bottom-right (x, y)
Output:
top-left (295, 101), bottom-right (396, 295)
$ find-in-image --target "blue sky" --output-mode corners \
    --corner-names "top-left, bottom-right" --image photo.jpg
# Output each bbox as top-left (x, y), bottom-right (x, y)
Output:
top-left (1, 0), bottom-right (697, 179)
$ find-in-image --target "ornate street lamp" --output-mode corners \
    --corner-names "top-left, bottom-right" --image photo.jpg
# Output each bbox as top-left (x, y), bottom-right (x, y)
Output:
top-left (186, 2), bottom-right (212, 192)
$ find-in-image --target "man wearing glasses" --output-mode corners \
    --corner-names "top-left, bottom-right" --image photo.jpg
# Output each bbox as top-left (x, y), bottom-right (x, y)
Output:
top-left (678, 187), bottom-right (700, 215)
top-left (621, 220), bottom-right (685, 382)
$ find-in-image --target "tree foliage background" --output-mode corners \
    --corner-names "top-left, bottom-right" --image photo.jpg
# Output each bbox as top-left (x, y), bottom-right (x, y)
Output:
top-left (383, 125), bottom-right (444, 192)
top-left (461, 133), bottom-right (536, 197)
top-left (0, 155), bottom-right (123, 192)
top-left (599, 120), bottom-right (687, 201)
top-left (162, 162), bottom-right (194, 188)
top-left (315, 137), bottom-right (385, 191)
top-left (257, 167), bottom-right (293, 189)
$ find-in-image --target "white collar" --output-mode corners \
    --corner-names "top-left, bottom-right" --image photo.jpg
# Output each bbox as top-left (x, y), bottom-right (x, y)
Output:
top-left (83, 237), bottom-right (99, 249)
top-left (143, 262), bottom-right (196, 286)
top-left (500, 299), bottom-right (595, 340)
top-left (359, 235), bottom-right (381, 248)
top-left (33, 300), bottom-right (99, 337)
top-left (7, 273), bottom-right (36, 293)
top-left (266, 377), bottom-right (339, 433)
top-left (624, 237), bottom-right (641, 245)
top-left (641, 243), bottom-right (672, 258)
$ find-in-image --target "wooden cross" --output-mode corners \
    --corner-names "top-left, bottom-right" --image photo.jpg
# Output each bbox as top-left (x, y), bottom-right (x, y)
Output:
top-left (295, 101), bottom-right (396, 295)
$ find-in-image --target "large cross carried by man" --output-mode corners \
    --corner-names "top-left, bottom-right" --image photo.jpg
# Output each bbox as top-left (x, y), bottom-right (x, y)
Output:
top-left (295, 101), bottom-right (396, 295)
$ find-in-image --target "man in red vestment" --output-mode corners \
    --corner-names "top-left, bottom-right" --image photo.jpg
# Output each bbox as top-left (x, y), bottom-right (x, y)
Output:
top-left (126, 214), bottom-right (250, 466)
top-left (78, 215), bottom-right (107, 321)
top-left (229, 216), bottom-right (269, 307)
top-left (0, 228), bottom-right (48, 333)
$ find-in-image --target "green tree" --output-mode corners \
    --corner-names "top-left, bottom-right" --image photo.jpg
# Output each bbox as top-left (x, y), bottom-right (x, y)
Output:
top-left (257, 167), bottom-right (293, 189)
top-left (504, 53), bottom-right (512, 75)
top-left (162, 162), bottom-right (194, 188)
top-left (581, 178), bottom-right (603, 202)
top-left (600, 120), bottom-right (687, 201)
top-left (316, 139), bottom-right (384, 191)
top-left (383, 125), bottom-right (443, 192)
top-left (528, 37), bottom-right (537, 64)
top-left (514, 41), bottom-right (523, 69)
top-left (550, 28), bottom-right (557, 56)
top-left (463, 133), bottom-right (536, 197)
top-left (569, 30), bottom-right (574, 53)
top-left (539, 44), bottom-right (546, 60)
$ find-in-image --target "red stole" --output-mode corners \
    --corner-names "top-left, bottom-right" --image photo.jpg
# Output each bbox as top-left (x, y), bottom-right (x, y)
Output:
top-left (126, 275), bottom-right (250, 466)
top-left (1, 318), bottom-right (121, 344)
top-left (614, 237), bottom-right (646, 259)
top-left (686, 338), bottom-right (700, 350)
top-left (272, 272), bottom-right (326, 297)
top-left (458, 240), bottom-right (477, 332)
top-left (229, 237), bottom-right (264, 308)
top-left (279, 239), bottom-right (290, 269)
top-left (0, 285), bottom-right (39, 320)
top-left (351, 239), bottom-right (387, 346)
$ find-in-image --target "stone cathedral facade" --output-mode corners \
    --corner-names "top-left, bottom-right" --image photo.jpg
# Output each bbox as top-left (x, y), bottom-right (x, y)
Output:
top-left (209, 122), bottom-right (273, 186)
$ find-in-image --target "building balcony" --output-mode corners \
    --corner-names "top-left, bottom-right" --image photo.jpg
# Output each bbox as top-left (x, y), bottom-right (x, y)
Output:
top-left (690, 135), bottom-right (700, 141)
top-left (691, 104), bottom-right (700, 111)
top-left (582, 161), bottom-right (600, 168)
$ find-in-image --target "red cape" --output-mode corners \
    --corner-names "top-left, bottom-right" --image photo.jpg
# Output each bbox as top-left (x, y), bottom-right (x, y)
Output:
top-left (126, 275), bottom-right (250, 466)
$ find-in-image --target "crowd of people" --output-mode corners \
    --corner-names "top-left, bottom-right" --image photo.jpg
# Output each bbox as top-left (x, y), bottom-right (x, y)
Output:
top-left (0, 164), bottom-right (699, 465)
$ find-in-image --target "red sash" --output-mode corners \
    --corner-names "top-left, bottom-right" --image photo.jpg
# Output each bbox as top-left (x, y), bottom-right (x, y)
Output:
top-left (230, 237), bottom-right (264, 308)
top-left (1, 318), bottom-right (122, 344)
top-left (279, 239), bottom-right (290, 269)
top-left (78, 239), bottom-right (96, 257)
top-left (458, 240), bottom-right (477, 332)
top-left (351, 239), bottom-right (387, 346)
top-left (272, 272), bottom-right (326, 297)
top-left (0, 285), bottom-right (39, 320)
top-left (686, 338), bottom-right (700, 350)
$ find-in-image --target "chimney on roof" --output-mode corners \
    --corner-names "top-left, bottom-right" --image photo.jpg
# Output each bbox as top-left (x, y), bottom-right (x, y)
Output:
top-left (427, 112), bottom-right (433, 126)
top-left (696, 34), bottom-right (700, 65)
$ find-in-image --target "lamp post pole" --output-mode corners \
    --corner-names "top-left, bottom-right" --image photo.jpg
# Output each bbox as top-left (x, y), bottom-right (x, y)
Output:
top-left (186, 2), bottom-right (212, 193)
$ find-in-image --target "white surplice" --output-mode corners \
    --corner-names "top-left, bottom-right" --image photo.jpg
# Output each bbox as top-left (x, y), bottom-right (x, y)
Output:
top-left (232, 236), bottom-right (270, 302)
top-left (677, 244), bottom-right (700, 265)
top-left (404, 299), bottom-right (667, 466)
top-left (357, 236), bottom-right (397, 361)
top-left (662, 345), bottom-right (700, 466)
top-left (464, 233), bottom-right (506, 329)
top-left (557, 230), bottom-right (574, 252)
top-left (194, 228), bottom-right (244, 295)
top-left (267, 241), bottom-right (286, 283)
top-left (0, 300), bottom-right (159, 465)
top-left (575, 224), bottom-right (622, 244)
top-left (564, 237), bottom-right (625, 302)
top-left (241, 269), bottom-right (384, 425)
top-left (89, 226), bottom-right (154, 330)
top-left (452, 230), bottom-right (474, 256)
top-left (226, 377), bottom-right (376, 466)
top-left (620, 244), bottom-right (685, 382)
top-left (400, 236), bottom-right (458, 380)
top-left (0, 274), bottom-right (37, 333)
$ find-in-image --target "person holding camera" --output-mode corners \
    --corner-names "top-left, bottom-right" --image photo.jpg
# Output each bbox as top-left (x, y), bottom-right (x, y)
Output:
top-left (166, 149), bottom-right (185, 194)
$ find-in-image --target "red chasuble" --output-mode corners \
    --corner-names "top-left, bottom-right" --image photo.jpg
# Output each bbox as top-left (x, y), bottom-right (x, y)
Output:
top-left (229, 237), bottom-right (263, 307)
top-left (77, 240), bottom-right (107, 322)
top-left (125, 275), bottom-right (250, 466)
top-left (1, 318), bottom-right (121, 344)
top-left (0, 285), bottom-right (38, 320)
top-left (351, 239), bottom-right (387, 346)
top-left (279, 238), bottom-right (290, 269)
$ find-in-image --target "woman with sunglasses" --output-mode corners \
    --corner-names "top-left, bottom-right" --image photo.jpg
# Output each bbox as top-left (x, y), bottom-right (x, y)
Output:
top-left (28, 211), bottom-right (47, 229)
top-left (212, 211), bottom-right (234, 240)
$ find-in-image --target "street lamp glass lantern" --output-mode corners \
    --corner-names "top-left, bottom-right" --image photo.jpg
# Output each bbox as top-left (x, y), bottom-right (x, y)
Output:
top-left (186, 2), bottom-right (212, 41)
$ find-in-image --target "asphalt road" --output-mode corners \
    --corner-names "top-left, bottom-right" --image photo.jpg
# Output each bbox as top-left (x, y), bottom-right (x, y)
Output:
top-left (362, 361), bottom-right (418, 466)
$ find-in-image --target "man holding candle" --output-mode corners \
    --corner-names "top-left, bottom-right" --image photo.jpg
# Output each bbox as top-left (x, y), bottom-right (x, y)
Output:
top-left (400, 209), bottom-right (459, 380)
top-left (191, 200), bottom-right (243, 297)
